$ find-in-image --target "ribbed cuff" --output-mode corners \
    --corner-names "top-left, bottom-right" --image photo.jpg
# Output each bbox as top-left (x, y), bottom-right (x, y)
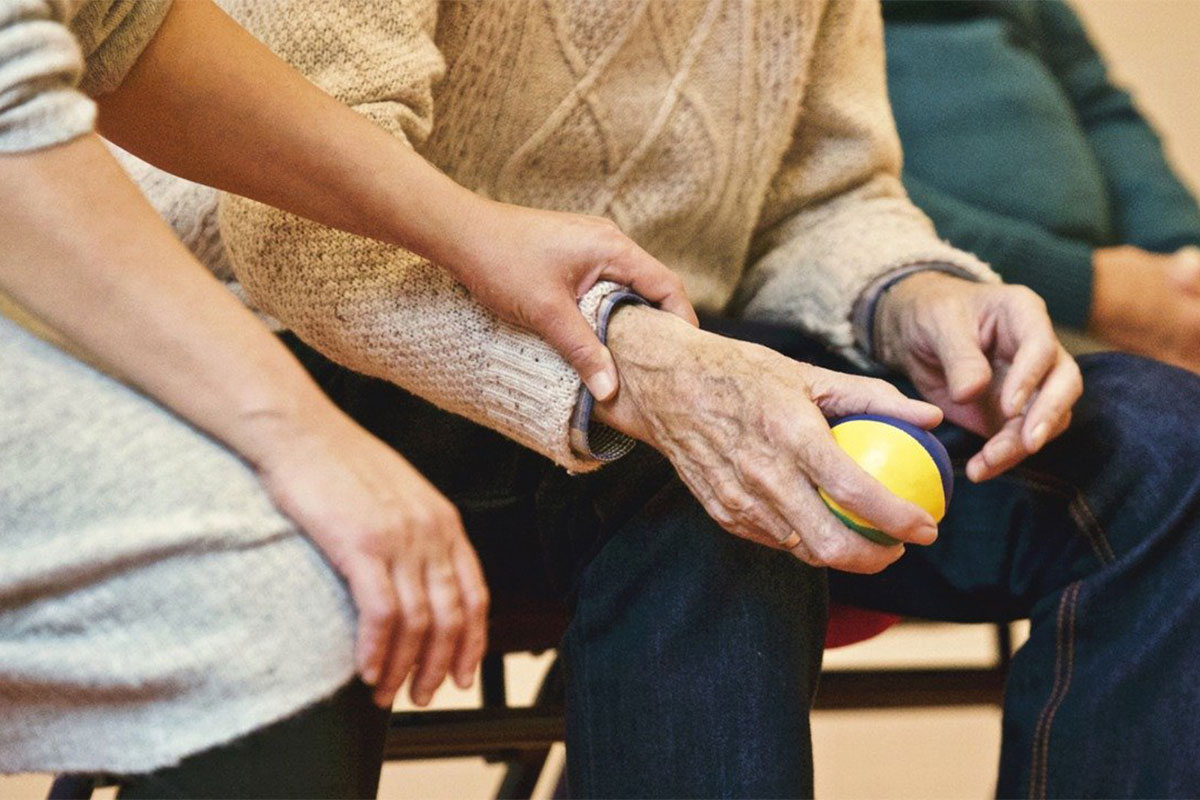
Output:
top-left (568, 290), bottom-right (648, 463)
top-left (851, 261), bottom-right (989, 365)
top-left (0, 87), bottom-right (95, 153)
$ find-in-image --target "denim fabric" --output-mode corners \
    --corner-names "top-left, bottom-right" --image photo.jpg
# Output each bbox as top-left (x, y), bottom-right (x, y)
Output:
top-left (284, 326), bottom-right (1200, 799)
top-left (830, 352), bottom-right (1200, 799)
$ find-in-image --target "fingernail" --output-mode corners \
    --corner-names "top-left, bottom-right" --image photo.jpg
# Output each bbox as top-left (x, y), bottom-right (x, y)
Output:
top-left (1010, 389), bottom-right (1029, 416)
top-left (586, 370), bottom-right (617, 401)
top-left (918, 524), bottom-right (938, 544)
top-left (966, 459), bottom-right (985, 483)
top-left (1030, 422), bottom-right (1049, 451)
top-left (362, 666), bottom-right (379, 687)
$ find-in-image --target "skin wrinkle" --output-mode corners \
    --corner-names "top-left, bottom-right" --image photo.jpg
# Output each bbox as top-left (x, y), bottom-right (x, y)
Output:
top-left (600, 305), bottom-right (938, 572)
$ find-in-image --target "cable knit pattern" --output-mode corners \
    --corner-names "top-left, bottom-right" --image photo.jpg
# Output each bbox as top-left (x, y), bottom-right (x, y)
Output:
top-left (186, 0), bottom-right (998, 474)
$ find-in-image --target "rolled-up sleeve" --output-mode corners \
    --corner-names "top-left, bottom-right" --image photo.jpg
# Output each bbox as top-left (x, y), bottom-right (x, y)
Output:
top-left (0, 0), bottom-right (170, 154)
top-left (0, 0), bottom-right (93, 152)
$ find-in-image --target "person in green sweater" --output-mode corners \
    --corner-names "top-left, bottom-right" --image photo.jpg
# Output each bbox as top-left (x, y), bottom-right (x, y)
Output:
top-left (884, 0), bottom-right (1200, 374)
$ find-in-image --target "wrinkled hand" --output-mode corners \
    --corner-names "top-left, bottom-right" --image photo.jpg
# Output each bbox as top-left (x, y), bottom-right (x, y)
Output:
top-left (451, 202), bottom-right (697, 401)
top-left (594, 306), bottom-right (944, 573)
top-left (876, 272), bottom-right (1082, 483)
top-left (252, 412), bottom-right (488, 708)
top-left (1091, 245), bottom-right (1200, 373)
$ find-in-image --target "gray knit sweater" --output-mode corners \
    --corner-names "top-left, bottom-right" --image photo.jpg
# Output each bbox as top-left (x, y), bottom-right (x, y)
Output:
top-left (1, 0), bottom-right (358, 774)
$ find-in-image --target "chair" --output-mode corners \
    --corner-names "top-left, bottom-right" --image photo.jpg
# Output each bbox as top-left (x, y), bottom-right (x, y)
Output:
top-left (48, 603), bottom-right (1013, 800)
top-left (377, 609), bottom-right (1015, 799)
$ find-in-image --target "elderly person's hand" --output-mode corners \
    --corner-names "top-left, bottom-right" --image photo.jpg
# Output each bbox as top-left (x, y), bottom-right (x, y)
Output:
top-left (875, 272), bottom-right (1083, 483)
top-left (594, 306), bottom-right (943, 574)
top-left (452, 203), bottom-right (697, 401)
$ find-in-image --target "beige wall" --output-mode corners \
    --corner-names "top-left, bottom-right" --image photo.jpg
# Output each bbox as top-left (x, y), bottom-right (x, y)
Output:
top-left (1073, 0), bottom-right (1200, 193)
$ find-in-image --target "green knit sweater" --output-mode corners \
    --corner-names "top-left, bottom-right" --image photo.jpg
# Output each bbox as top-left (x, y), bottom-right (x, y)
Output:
top-left (883, 0), bottom-right (1200, 329)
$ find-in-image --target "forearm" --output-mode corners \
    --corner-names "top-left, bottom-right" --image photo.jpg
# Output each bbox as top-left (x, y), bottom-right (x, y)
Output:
top-left (220, 192), bottom-right (624, 472)
top-left (740, 175), bottom-right (996, 363)
top-left (0, 134), bottom-right (344, 468)
top-left (95, 0), bottom-right (484, 277)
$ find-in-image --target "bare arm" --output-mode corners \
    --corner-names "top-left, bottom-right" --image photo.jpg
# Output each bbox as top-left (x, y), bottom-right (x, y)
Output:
top-left (98, 0), bottom-right (692, 401)
top-left (0, 134), bottom-right (487, 708)
top-left (95, 0), bottom-right (478, 275)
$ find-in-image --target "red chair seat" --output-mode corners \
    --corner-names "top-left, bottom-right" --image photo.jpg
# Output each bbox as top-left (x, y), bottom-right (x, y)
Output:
top-left (825, 604), bottom-right (902, 649)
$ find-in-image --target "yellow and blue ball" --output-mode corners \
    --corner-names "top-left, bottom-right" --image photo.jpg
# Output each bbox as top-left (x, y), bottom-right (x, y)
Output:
top-left (818, 414), bottom-right (953, 546)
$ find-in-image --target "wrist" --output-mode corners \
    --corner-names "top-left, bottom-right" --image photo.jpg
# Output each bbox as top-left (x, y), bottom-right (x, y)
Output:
top-left (874, 271), bottom-right (974, 368)
top-left (229, 380), bottom-right (354, 474)
top-left (591, 303), bottom-right (697, 443)
top-left (1088, 246), bottom-right (1146, 340)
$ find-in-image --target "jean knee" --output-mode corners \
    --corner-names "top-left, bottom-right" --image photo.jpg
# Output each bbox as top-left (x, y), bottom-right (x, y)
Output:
top-left (1069, 353), bottom-right (1200, 557)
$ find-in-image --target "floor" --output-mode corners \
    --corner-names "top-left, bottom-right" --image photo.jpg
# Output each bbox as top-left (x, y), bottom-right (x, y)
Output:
top-left (0, 621), bottom-right (1017, 798)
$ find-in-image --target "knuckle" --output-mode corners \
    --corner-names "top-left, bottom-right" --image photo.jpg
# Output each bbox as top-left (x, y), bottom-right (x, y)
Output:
top-left (404, 507), bottom-right (438, 534)
top-left (352, 525), bottom-right (391, 555)
top-left (734, 454), bottom-right (774, 490)
top-left (404, 605), bottom-right (432, 635)
top-left (433, 501), bottom-right (464, 532)
top-left (465, 590), bottom-right (490, 619)
top-left (713, 481), bottom-right (754, 517)
top-left (810, 536), bottom-right (844, 568)
top-left (364, 594), bottom-right (398, 626)
top-left (834, 479), bottom-right (868, 510)
top-left (562, 338), bottom-right (602, 371)
top-left (433, 608), bottom-right (466, 636)
top-left (588, 214), bottom-right (620, 233)
top-left (1012, 284), bottom-right (1047, 312)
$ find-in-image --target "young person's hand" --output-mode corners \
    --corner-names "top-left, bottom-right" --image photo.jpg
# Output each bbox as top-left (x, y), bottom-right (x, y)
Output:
top-left (0, 134), bottom-right (488, 712)
top-left (251, 411), bottom-right (489, 709)
top-left (1091, 245), bottom-right (1200, 374)
top-left (451, 202), bottom-right (698, 401)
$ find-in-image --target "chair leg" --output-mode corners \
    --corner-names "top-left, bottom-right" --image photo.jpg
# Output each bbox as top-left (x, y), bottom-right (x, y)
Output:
top-left (493, 656), bottom-right (565, 800)
top-left (47, 775), bottom-right (96, 800)
top-left (481, 652), bottom-right (508, 709)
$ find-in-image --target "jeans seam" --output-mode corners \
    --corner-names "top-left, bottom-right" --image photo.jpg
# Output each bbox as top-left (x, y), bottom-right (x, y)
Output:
top-left (1029, 581), bottom-right (1081, 800)
top-left (959, 461), bottom-right (1117, 566)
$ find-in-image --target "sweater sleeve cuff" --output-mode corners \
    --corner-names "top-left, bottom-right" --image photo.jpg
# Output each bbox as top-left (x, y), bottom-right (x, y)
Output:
top-left (568, 290), bottom-right (648, 463)
top-left (851, 261), bottom-right (990, 365)
top-left (74, 1), bottom-right (173, 97)
top-left (0, 2), bottom-right (94, 153)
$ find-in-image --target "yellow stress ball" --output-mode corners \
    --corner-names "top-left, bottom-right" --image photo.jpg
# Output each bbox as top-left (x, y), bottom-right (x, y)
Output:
top-left (818, 414), bottom-right (953, 546)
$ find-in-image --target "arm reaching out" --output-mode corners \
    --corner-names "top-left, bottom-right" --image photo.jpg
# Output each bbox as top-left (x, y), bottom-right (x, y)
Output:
top-left (99, 0), bottom-right (694, 409)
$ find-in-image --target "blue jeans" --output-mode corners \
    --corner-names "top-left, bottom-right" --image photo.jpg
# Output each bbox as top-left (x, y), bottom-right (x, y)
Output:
top-left (830, 351), bottom-right (1200, 799)
top-left (286, 321), bottom-right (1200, 799)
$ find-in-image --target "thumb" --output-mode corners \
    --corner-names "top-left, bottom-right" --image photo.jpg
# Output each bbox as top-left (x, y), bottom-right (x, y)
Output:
top-left (537, 298), bottom-right (620, 401)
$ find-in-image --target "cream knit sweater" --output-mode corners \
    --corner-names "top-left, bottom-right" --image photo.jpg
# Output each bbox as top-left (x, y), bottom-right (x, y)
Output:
top-left (138, 0), bottom-right (998, 472)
